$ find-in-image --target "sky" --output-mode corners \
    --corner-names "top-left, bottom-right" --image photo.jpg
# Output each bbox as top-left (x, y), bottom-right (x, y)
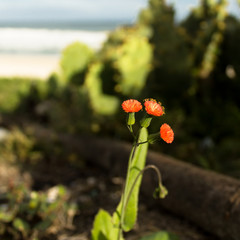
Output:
top-left (0, 0), bottom-right (239, 22)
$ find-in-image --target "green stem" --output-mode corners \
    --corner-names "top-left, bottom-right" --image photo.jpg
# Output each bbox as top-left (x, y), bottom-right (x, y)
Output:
top-left (136, 140), bottom-right (149, 146)
top-left (117, 141), bottom-right (138, 240)
top-left (123, 165), bottom-right (162, 216)
top-left (127, 125), bottom-right (136, 139)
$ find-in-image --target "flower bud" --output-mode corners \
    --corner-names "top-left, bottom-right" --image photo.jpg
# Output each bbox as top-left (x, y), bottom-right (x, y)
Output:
top-left (147, 132), bottom-right (160, 144)
top-left (153, 183), bottom-right (168, 199)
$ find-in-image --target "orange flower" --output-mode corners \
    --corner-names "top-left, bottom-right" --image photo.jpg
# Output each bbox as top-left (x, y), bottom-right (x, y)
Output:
top-left (122, 99), bottom-right (142, 113)
top-left (160, 123), bottom-right (174, 144)
top-left (144, 99), bottom-right (164, 117)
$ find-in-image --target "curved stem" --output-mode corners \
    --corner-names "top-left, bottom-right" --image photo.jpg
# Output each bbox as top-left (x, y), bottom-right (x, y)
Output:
top-left (118, 165), bottom-right (162, 240)
top-left (123, 165), bottom-right (162, 218)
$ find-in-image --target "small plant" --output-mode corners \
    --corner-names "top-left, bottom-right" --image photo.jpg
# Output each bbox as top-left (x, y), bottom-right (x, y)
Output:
top-left (0, 184), bottom-right (76, 240)
top-left (91, 98), bottom-right (174, 240)
top-left (0, 127), bottom-right (40, 165)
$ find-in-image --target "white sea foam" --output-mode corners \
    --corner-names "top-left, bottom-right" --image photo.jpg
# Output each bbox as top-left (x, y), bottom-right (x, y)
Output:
top-left (0, 28), bottom-right (109, 54)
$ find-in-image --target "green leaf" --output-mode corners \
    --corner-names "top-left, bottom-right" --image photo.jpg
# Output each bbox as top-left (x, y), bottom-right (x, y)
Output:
top-left (91, 209), bottom-right (119, 240)
top-left (34, 219), bottom-right (52, 231)
top-left (140, 231), bottom-right (180, 240)
top-left (113, 127), bottom-right (149, 232)
top-left (13, 218), bottom-right (30, 233)
top-left (57, 185), bottom-right (67, 197)
top-left (29, 191), bottom-right (39, 209)
top-left (0, 210), bottom-right (15, 222)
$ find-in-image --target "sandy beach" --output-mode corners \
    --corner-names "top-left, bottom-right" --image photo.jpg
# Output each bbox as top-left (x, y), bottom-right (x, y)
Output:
top-left (0, 54), bottom-right (60, 79)
top-left (0, 23), bottom-right (108, 79)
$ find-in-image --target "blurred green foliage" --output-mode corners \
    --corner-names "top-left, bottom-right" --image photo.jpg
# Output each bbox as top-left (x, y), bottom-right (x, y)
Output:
top-left (84, 62), bottom-right (119, 115)
top-left (0, 184), bottom-right (75, 240)
top-left (0, 78), bottom-right (45, 113)
top-left (0, 127), bottom-right (79, 239)
top-left (1, 0), bottom-right (240, 178)
top-left (0, 127), bottom-right (40, 165)
top-left (60, 41), bottom-right (94, 84)
top-left (114, 36), bottom-right (152, 96)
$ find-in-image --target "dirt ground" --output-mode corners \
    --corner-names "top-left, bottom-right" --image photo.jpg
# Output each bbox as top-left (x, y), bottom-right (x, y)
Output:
top-left (0, 121), bottom-right (221, 240)
top-left (21, 159), bottom-right (219, 240)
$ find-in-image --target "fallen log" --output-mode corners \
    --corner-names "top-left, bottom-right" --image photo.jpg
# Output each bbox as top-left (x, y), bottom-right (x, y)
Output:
top-left (29, 126), bottom-right (240, 240)
top-left (144, 152), bottom-right (240, 240)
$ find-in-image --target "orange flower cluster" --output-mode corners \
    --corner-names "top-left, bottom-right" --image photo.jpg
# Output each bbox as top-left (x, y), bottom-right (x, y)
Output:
top-left (121, 99), bottom-right (142, 113)
top-left (144, 99), bottom-right (165, 117)
top-left (122, 98), bottom-right (174, 144)
top-left (160, 123), bottom-right (174, 144)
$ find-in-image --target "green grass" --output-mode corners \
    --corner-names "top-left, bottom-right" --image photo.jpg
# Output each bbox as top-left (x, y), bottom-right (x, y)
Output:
top-left (0, 77), bottom-right (46, 113)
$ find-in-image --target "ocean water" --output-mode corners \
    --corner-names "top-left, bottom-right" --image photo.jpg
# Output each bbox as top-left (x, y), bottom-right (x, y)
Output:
top-left (0, 20), bottom-right (129, 55)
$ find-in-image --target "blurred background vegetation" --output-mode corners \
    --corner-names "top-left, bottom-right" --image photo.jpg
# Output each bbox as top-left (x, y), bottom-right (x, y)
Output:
top-left (1, 0), bottom-right (240, 176)
top-left (0, 0), bottom-right (240, 237)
